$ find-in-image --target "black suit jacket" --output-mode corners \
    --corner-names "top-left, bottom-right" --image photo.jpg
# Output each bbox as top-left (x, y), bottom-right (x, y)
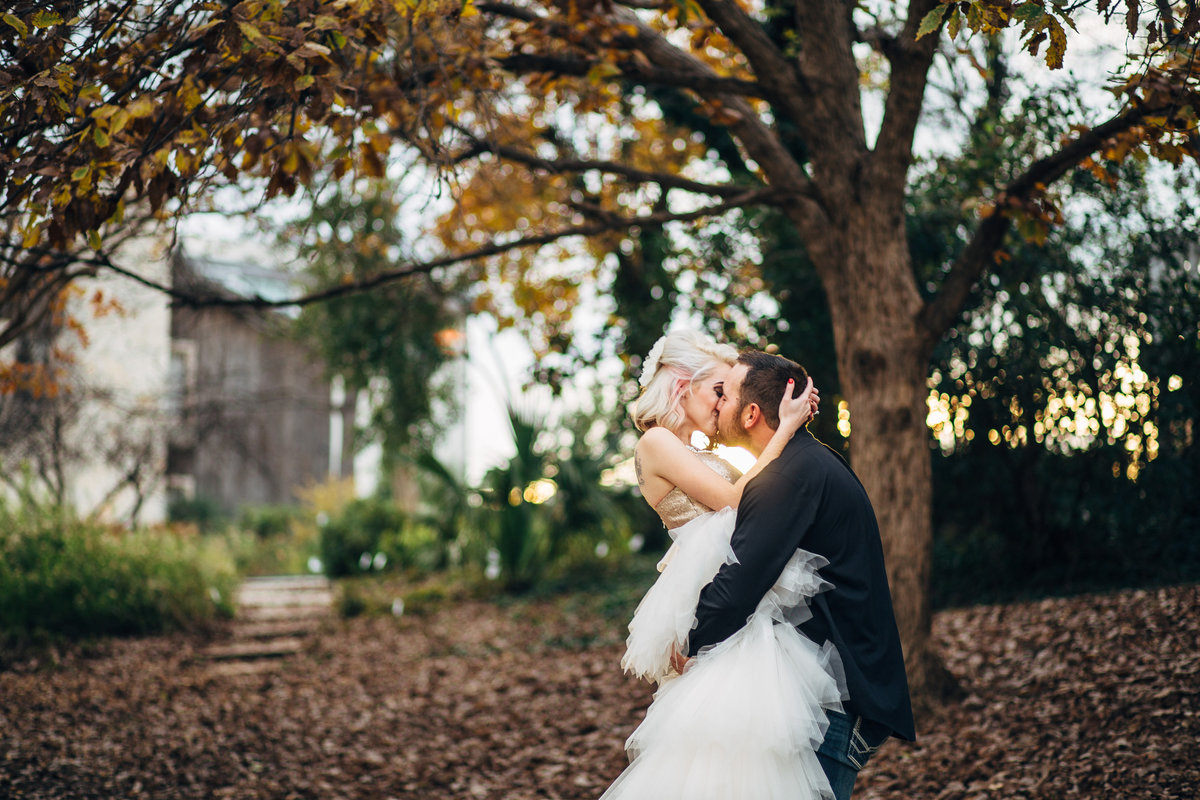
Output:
top-left (688, 430), bottom-right (916, 741)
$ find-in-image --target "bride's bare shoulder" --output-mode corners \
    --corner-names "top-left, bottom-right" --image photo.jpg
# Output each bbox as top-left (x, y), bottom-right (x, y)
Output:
top-left (637, 426), bottom-right (683, 455)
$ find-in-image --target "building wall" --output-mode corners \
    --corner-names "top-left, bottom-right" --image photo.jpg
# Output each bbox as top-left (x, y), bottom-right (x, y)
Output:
top-left (57, 235), bottom-right (172, 524)
top-left (169, 285), bottom-right (333, 513)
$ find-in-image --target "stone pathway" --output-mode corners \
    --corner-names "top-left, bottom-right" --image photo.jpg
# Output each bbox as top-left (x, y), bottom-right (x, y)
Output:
top-left (200, 574), bottom-right (335, 677)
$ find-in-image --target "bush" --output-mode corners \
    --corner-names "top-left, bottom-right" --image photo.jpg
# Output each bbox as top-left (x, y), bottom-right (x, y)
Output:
top-left (237, 504), bottom-right (305, 539)
top-left (215, 524), bottom-right (320, 578)
top-left (167, 493), bottom-right (226, 533)
top-left (207, 504), bottom-right (323, 577)
top-left (319, 497), bottom-right (445, 577)
top-left (0, 503), bottom-right (237, 641)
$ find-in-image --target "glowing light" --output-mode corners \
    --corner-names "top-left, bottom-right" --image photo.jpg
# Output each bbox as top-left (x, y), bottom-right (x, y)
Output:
top-left (1168, 374), bottom-right (1183, 391)
top-left (837, 400), bottom-right (851, 439)
top-left (714, 445), bottom-right (756, 473)
top-left (523, 478), bottom-right (557, 505)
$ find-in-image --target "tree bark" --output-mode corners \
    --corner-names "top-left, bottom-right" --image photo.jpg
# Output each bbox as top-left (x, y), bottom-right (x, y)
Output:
top-left (786, 185), bottom-right (958, 724)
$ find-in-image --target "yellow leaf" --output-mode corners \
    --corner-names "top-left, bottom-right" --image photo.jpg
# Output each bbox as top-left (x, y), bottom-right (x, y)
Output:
top-left (460, 0), bottom-right (478, 17)
top-left (2, 13), bottom-right (28, 38)
top-left (586, 62), bottom-right (622, 85)
top-left (237, 21), bottom-right (269, 47)
top-left (294, 74), bottom-right (315, 90)
top-left (127, 96), bottom-right (155, 119)
top-left (31, 10), bottom-right (64, 28)
top-left (1046, 18), bottom-right (1067, 70)
top-left (87, 229), bottom-right (102, 250)
top-left (93, 126), bottom-right (110, 147)
top-left (109, 108), bottom-right (130, 136)
top-left (281, 147), bottom-right (300, 175)
top-left (52, 184), bottom-right (72, 208)
top-left (916, 3), bottom-right (950, 40)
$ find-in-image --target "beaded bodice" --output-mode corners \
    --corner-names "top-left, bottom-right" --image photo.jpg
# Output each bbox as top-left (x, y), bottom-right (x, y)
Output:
top-left (653, 449), bottom-right (743, 530)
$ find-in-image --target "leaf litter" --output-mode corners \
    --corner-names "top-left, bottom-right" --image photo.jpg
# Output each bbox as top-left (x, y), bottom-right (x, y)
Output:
top-left (1, 583), bottom-right (1195, 799)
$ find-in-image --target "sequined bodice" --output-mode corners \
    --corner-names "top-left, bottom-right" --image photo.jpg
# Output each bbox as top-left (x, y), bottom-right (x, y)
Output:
top-left (654, 449), bottom-right (743, 530)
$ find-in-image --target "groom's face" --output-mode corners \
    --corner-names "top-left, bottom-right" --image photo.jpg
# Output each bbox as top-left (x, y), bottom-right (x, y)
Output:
top-left (715, 364), bottom-right (752, 447)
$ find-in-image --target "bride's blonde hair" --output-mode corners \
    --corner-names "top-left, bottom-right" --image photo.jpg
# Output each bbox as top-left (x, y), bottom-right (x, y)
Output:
top-left (632, 330), bottom-right (738, 433)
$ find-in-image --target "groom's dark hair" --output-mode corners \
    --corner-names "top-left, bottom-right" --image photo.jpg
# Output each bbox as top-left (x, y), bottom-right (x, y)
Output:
top-left (736, 350), bottom-right (810, 430)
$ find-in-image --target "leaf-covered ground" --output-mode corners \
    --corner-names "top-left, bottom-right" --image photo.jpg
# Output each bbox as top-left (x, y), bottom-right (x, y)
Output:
top-left (2, 582), bottom-right (1196, 799)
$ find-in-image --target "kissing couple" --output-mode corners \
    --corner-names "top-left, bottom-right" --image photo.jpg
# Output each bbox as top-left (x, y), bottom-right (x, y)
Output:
top-left (599, 330), bottom-right (915, 800)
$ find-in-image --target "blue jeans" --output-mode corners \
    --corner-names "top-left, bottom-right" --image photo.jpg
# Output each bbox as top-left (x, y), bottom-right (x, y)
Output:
top-left (817, 710), bottom-right (890, 800)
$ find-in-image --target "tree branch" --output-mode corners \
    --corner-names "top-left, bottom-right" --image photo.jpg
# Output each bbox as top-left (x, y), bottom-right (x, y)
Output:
top-left (788, 0), bottom-right (869, 156)
top-left (870, 0), bottom-right (943, 199)
top-left (607, 6), bottom-right (818, 202)
top-left (477, 2), bottom-right (820, 208)
top-left (856, 24), bottom-right (899, 59)
top-left (84, 189), bottom-right (784, 310)
top-left (690, 0), bottom-right (815, 130)
top-left (919, 103), bottom-right (1156, 342)
top-left (449, 132), bottom-right (760, 199)
top-left (497, 53), bottom-right (769, 98)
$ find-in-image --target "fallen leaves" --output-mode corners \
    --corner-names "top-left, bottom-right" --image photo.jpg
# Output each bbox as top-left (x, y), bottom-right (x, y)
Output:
top-left (1, 583), bottom-right (1196, 799)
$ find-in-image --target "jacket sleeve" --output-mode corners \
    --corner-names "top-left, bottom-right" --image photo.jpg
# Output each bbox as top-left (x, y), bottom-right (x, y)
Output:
top-left (687, 466), bottom-right (822, 656)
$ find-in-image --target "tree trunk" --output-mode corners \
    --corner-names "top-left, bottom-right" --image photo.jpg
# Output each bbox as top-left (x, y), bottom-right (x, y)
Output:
top-left (810, 198), bottom-right (960, 724)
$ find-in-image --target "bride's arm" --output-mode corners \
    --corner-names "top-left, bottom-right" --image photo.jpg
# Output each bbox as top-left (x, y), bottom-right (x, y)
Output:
top-left (638, 378), bottom-right (816, 511)
top-left (727, 376), bottom-right (815, 495)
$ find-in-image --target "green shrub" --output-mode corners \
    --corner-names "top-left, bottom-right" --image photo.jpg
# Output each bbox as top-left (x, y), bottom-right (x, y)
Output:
top-left (237, 504), bottom-right (305, 539)
top-left (379, 519), bottom-right (443, 573)
top-left (0, 503), bottom-right (237, 641)
top-left (335, 574), bottom-right (462, 619)
top-left (319, 497), bottom-right (407, 577)
top-left (216, 525), bottom-right (320, 578)
top-left (167, 494), bottom-right (226, 533)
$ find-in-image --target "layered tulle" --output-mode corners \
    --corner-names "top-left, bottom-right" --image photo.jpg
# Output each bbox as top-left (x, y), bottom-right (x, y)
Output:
top-left (621, 507), bottom-right (738, 683)
top-left (603, 509), bottom-right (847, 800)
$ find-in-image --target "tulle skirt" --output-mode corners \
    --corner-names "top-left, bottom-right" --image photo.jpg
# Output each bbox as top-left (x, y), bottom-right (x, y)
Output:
top-left (604, 509), bottom-right (847, 800)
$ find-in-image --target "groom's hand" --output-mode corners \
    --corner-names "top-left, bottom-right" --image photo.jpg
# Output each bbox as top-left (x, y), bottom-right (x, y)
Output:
top-left (670, 648), bottom-right (690, 674)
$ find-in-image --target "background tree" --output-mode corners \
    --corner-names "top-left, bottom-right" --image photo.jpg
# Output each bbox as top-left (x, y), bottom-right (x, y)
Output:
top-left (4, 0), bottom-right (1200, 710)
top-left (288, 177), bottom-right (464, 463)
top-left (907, 70), bottom-right (1200, 605)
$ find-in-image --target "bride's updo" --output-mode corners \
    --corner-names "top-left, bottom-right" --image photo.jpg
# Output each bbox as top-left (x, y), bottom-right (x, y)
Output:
top-left (632, 330), bottom-right (738, 433)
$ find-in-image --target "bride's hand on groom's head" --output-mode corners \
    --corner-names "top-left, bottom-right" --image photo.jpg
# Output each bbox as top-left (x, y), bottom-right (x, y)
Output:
top-left (778, 377), bottom-right (817, 430)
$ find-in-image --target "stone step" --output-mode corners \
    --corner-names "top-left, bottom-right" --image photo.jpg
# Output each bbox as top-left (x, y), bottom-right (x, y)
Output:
top-left (198, 576), bottom-right (333, 675)
top-left (204, 659), bottom-right (287, 679)
top-left (232, 619), bottom-right (323, 639)
top-left (202, 637), bottom-right (306, 661)
top-left (235, 589), bottom-right (336, 608)
top-left (241, 574), bottom-right (330, 589)
top-left (239, 603), bottom-right (333, 622)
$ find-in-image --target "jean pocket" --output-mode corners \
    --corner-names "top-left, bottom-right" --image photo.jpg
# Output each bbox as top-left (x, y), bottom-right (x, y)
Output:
top-left (847, 718), bottom-right (887, 771)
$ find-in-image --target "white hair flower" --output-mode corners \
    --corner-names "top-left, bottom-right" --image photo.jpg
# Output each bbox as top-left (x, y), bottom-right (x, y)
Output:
top-left (639, 335), bottom-right (668, 388)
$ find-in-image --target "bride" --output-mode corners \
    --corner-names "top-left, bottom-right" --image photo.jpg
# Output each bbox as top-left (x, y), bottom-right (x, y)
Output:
top-left (601, 330), bottom-right (847, 800)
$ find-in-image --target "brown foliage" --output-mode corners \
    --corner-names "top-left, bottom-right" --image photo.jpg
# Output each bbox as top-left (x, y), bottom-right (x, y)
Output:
top-left (1, 583), bottom-right (1195, 798)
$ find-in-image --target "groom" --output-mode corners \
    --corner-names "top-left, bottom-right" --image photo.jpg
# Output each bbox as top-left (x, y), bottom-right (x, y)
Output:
top-left (687, 349), bottom-right (915, 800)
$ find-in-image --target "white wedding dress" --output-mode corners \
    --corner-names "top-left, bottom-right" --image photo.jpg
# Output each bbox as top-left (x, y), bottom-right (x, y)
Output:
top-left (601, 449), bottom-right (847, 800)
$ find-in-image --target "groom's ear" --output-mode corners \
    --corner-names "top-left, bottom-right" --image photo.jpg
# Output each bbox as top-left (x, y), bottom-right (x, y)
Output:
top-left (741, 402), bottom-right (763, 429)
